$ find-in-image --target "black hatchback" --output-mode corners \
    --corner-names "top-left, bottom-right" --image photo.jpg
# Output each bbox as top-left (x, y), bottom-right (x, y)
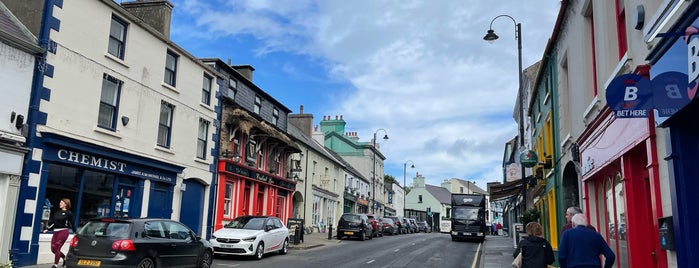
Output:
top-left (66, 218), bottom-right (213, 268)
top-left (336, 213), bottom-right (373, 241)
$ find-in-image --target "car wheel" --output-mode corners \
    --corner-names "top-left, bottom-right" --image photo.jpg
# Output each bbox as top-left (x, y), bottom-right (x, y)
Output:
top-left (255, 242), bottom-right (265, 260)
top-left (136, 258), bottom-right (155, 268)
top-left (199, 250), bottom-right (212, 268)
top-left (280, 239), bottom-right (289, 255)
top-left (360, 231), bottom-right (366, 241)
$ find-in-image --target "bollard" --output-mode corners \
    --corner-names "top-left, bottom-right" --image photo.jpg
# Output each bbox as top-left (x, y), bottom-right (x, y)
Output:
top-left (294, 227), bottom-right (301, 245)
top-left (328, 223), bottom-right (333, 240)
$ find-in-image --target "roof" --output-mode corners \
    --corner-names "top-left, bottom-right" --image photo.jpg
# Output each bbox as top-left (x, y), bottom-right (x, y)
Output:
top-left (425, 184), bottom-right (452, 204)
top-left (0, 1), bottom-right (42, 54)
top-left (287, 123), bottom-right (343, 167)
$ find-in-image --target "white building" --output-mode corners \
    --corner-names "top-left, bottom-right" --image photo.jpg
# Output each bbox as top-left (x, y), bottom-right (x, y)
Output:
top-left (5, 0), bottom-right (219, 265)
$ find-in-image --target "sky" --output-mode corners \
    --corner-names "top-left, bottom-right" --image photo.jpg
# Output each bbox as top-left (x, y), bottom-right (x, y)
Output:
top-left (167, 0), bottom-right (561, 190)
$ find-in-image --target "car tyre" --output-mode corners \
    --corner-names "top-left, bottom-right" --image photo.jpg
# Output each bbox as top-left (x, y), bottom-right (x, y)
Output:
top-left (280, 239), bottom-right (289, 255)
top-left (255, 242), bottom-right (265, 260)
top-left (137, 258), bottom-right (155, 268)
top-left (199, 250), bottom-right (212, 268)
top-left (360, 231), bottom-right (366, 241)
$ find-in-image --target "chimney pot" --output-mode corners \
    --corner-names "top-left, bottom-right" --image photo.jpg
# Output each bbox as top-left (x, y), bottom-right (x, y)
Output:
top-left (300, 105), bottom-right (304, 114)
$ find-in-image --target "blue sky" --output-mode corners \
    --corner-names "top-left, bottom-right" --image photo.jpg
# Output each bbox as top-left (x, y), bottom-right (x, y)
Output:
top-left (167, 0), bottom-right (560, 189)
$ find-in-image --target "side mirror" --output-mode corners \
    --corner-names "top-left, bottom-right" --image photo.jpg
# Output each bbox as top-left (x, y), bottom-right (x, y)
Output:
top-left (265, 225), bottom-right (272, 232)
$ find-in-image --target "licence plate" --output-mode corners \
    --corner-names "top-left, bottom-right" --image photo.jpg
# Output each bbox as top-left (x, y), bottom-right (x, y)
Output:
top-left (77, 259), bottom-right (101, 266)
top-left (344, 231), bottom-right (353, 235)
top-left (220, 244), bottom-right (235, 248)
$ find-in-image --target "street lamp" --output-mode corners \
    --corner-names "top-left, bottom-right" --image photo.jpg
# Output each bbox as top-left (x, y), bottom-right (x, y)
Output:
top-left (484, 15), bottom-right (527, 211)
top-left (372, 129), bottom-right (389, 214)
top-left (403, 160), bottom-right (415, 217)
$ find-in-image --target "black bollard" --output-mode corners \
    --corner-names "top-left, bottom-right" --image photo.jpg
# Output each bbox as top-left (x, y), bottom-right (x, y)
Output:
top-left (294, 227), bottom-right (301, 245)
top-left (328, 223), bottom-right (333, 240)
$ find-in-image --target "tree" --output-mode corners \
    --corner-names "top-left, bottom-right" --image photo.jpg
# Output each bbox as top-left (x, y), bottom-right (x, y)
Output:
top-left (384, 174), bottom-right (397, 185)
top-left (519, 209), bottom-right (540, 225)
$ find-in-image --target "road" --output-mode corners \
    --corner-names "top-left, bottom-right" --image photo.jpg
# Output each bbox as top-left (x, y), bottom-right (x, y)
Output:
top-left (211, 232), bottom-right (482, 268)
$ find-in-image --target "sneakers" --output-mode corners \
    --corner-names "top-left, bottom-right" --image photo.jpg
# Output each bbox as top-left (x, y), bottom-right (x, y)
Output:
top-left (51, 265), bottom-right (58, 268)
top-left (62, 257), bottom-right (66, 267)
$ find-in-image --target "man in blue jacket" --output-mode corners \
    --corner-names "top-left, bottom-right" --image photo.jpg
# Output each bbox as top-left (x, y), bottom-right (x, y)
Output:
top-left (558, 213), bottom-right (615, 268)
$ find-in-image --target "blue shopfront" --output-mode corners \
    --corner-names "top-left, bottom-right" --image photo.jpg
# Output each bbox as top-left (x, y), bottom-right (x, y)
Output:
top-left (647, 2), bottom-right (699, 268)
top-left (11, 133), bottom-right (183, 265)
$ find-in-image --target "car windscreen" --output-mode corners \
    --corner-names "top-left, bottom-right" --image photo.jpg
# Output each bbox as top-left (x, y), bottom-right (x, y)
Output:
top-left (78, 221), bottom-right (131, 239)
top-left (224, 217), bottom-right (266, 230)
top-left (341, 214), bottom-right (361, 223)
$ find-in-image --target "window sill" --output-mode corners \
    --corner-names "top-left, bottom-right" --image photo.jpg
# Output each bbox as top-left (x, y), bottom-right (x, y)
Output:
top-left (199, 103), bottom-right (214, 112)
top-left (161, 82), bottom-right (179, 93)
top-left (93, 126), bottom-right (122, 139)
top-left (194, 158), bottom-right (209, 165)
top-left (154, 145), bottom-right (175, 154)
top-left (104, 53), bottom-right (129, 68)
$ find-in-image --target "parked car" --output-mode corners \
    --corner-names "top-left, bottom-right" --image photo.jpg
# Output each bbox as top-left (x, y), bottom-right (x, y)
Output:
top-left (408, 218), bottom-right (419, 233)
top-left (417, 221), bottom-right (432, 233)
top-left (386, 216), bottom-right (406, 234)
top-left (337, 213), bottom-right (374, 241)
top-left (366, 214), bottom-right (383, 237)
top-left (210, 216), bottom-right (289, 260)
top-left (66, 217), bottom-right (213, 268)
top-left (402, 218), bottom-right (415, 233)
top-left (379, 217), bottom-right (399, 235)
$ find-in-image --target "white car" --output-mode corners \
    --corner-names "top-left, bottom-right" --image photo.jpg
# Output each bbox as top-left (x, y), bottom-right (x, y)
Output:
top-left (210, 216), bottom-right (289, 259)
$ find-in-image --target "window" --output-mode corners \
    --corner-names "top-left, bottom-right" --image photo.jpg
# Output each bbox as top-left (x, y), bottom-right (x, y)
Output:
top-left (108, 16), bottom-right (127, 59)
top-left (223, 183), bottom-right (233, 217)
top-left (164, 50), bottom-right (178, 87)
top-left (201, 74), bottom-right (212, 105)
top-left (272, 108), bottom-right (279, 125)
top-left (228, 77), bottom-right (237, 100)
top-left (254, 96), bottom-right (261, 114)
top-left (163, 221), bottom-right (192, 241)
top-left (98, 74), bottom-right (121, 130)
top-left (197, 118), bottom-right (209, 159)
top-left (418, 195), bottom-right (423, 203)
top-left (157, 101), bottom-right (174, 147)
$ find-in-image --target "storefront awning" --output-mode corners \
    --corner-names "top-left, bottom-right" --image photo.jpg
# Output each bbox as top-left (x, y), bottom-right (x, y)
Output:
top-left (489, 179), bottom-right (524, 200)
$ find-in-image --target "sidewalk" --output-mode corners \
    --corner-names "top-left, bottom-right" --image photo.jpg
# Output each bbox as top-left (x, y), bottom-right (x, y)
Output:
top-left (480, 234), bottom-right (517, 268)
top-left (288, 230), bottom-right (341, 250)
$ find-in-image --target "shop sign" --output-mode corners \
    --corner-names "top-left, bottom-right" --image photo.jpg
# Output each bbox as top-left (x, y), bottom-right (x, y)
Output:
top-left (224, 162), bottom-right (295, 191)
top-left (606, 74), bottom-right (653, 118)
top-left (47, 147), bottom-right (175, 183)
top-left (519, 150), bottom-right (538, 168)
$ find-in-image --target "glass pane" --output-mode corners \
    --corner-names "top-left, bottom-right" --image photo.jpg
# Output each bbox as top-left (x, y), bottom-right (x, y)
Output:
top-left (110, 19), bottom-right (124, 41)
top-left (159, 105), bottom-right (171, 126)
top-left (197, 140), bottom-right (205, 158)
top-left (157, 125), bottom-right (169, 146)
top-left (98, 103), bottom-right (114, 128)
top-left (108, 38), bottom-right (122, 58)
top-left (198, 120), bottom-right (207, 140)
top-left (101, 79), bottom-right (118, 105)
top-left (614, 174), bottom-right (629, 267)
top-left (81, 170), bottom-right (115, 224)
top-left (164, 70), bottom-right (174, 85)
top-left (166, 53), bottom-right (176, 69)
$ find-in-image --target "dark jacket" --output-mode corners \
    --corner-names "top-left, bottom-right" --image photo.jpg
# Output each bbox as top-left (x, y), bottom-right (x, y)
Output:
top-left (558, 226), bottom-right (615, 268)
top-left (513, 235), bottom-right (555, 268)
top-left (47, 210), bottom-right (77, 233)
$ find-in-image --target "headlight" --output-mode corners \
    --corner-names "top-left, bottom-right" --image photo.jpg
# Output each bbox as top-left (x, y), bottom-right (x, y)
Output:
top-left (211, 235), bottom-right (217, 239)
top-left (242, 237), bottom-right (256, 242)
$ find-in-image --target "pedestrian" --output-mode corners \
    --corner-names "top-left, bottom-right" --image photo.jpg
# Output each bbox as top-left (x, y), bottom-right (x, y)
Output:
top-left (558, 214), bottom-right (615, 268)
top-left (496, 222), bottom-right (503, 235)
top-left (492, 222), bottom-right (497, 235)
top-left (43, 198), bottom-right (77, 268)
top-left (561, 206), bottom-right (596, 236)
top-left (512, 222), bottom-right (555, 268)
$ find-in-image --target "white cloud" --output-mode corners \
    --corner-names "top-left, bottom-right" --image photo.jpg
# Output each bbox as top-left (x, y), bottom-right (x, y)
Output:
top-left (170, 0), bottom-right (560, 186)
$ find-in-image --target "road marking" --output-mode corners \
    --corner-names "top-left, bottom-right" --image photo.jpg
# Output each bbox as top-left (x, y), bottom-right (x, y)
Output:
top-left (394, 249), bottom-right (400, 252)
top-left (471, 242), bottom-right (482, 268)
top-left (367, 260), bottom-right (375, 264)
top-left (215, 264), bottom-right (240, 267)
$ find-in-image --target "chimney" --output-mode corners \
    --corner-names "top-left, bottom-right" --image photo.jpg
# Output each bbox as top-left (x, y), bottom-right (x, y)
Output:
top-left (122, 0), bottom-right (174, 38)
top-left (232, 64), bottom-right (254, 81)
top-left (288, 105), bottom-right (314, 136)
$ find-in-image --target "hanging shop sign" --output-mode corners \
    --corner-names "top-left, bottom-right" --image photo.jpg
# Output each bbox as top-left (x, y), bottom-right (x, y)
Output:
top-left (519, 150), bottom-right (538, 168)
top-left (606, 74), bottom-right (653, 118)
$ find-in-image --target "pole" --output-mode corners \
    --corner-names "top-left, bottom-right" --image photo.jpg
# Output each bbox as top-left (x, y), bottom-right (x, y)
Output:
top-left (372, 132), bottom-right (376, 214)
top-left (403, 162), bottom-right (406, 217)
top-left (516, 23), bottom-right (526, 212)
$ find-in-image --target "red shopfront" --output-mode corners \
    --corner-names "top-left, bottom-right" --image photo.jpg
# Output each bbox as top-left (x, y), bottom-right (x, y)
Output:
top-left (213, 160), bottom-right (296, 230)
top-left (578, 108), bottom-right (666, 268)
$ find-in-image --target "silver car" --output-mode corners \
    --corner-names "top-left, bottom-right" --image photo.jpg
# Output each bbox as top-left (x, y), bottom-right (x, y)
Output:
top-left (210, 216), bottom-right (289, 260)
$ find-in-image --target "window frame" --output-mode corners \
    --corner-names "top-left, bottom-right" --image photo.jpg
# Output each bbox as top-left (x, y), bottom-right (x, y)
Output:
top-left (108, 16), bottom-right (127, 59)
top-left (164, 50), bottom-right (178, 87)
top-left (97, 74), bottom-right (122, 130)
top-left (254, 96), bottom-right (261, 114)
top-left (201, 74), bottom-right (212, 105)
top-left (272, 108), bottom-right (279, 125)
top-left (157, 101), bottom-right (174, 148)
top-left (197, 118), bottom-right (209, 159)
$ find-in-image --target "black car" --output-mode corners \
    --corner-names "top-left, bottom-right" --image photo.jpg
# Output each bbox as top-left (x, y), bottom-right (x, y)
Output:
top-left (336, 213), bottom-right (374, 241)
top-left (66, 218), bottom-right (213, 268)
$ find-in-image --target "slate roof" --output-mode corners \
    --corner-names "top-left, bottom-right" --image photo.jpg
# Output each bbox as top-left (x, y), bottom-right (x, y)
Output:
top-left (425, 184), bottom-right (452, 205)
top-left (0, 2), bottom-right (42, 53)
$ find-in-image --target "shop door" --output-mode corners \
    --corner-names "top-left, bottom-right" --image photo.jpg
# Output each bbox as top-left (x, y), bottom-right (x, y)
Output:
top-left (148, 182), bottom-right (172, 219)
top-left (179, 179), bottom-right (205, 235)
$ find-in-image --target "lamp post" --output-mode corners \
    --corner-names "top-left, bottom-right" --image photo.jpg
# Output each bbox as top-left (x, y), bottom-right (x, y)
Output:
top-left (372, 129), bottom-right (389, 214)
top-left (484, 15), bottom-right (526, 211)
top-left (403, 160), bottom-right (415, 217)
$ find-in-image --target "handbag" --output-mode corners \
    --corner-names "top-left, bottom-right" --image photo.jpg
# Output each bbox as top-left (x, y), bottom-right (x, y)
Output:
top-left (512, 251), bottom-right (522, 268)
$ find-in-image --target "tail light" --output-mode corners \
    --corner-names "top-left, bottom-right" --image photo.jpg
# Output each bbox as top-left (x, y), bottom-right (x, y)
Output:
top-left (69, 236), bottom-right (79, 248)
top-left (112, 240), bottom-right (136, 251)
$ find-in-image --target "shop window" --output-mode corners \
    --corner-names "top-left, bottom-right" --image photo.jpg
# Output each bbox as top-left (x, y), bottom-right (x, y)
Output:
top-left (224, 183), bottom-right (233, 217)
top-left (312, 195), bottom-right (321, 226)
top-left (600, 173), bottom-right (629, 268)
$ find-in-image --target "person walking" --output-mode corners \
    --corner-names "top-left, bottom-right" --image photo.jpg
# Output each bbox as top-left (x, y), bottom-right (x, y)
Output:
top-left (561, 206), bottom-right (583, 234)
top-left (43, 198), bottom-right (77, 268)
top-left (512, 222), bottom-right (555, 268)
top-left (558, 214), bottom-right (615, 268)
